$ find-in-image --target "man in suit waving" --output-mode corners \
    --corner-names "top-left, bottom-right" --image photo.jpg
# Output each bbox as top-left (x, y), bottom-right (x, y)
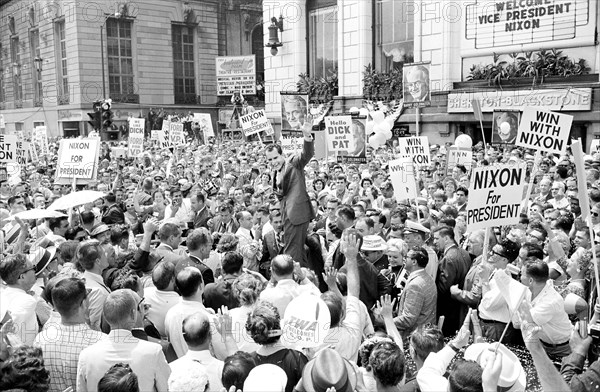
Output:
top-left (265, 118), bottom-right (314, 264)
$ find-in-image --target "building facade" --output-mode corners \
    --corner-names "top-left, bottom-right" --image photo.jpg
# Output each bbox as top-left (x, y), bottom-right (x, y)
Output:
top-left (262, 0), bottom-right (600, 150)
top-left (0, 0), bottom-right (264, 138)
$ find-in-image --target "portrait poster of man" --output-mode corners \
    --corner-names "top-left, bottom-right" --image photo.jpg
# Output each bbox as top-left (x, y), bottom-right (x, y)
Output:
top-left (337, 116), bottom-right (367, 164)
top-left (280, 92), bottom-right (309, 136)
top-left (403, 62), bottom-right (431, 108)
top-left (491, 110), bottom-right (521, 145)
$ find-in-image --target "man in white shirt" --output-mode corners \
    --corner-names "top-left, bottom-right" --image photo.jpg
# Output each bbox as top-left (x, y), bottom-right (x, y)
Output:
top-left (143, 261), bottom-right (181, 338)
top-left (549, 181), bottom-right (569, 210)
top-left (169, 312), bottom-right (224, 391)
top-left (164, 267), bottom-right (234, 360)
top-left (235, 210), bottom-right (261, 272)
top-left (164, 187), bottom-right (192, 228)
top-left (259, 254), bottom-right (320, 318)
top-left (76, 289), bottom-right (171, 392)
top-left (79, 241), bottom-right (111, 331)
top-left (0, 254), bottom-right (38, 345)
top-left (520, 260), bottom-right (572, 358)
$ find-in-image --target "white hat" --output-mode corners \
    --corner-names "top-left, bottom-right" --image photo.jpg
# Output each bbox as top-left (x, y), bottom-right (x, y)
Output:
top-left (243, 364), bottom-right (288, 392)
top-left (463, 343), bottom-right (526, 392)
top-left (361, 235), bottom-right (388, 251)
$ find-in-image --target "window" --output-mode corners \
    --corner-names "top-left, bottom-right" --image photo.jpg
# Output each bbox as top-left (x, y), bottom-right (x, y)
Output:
top-left (107, 18), bottom-right (135, 99)
top-left (30, 29), bottom-right (43, 105)
top-left (375, 0), bottom-right (414, 72)
top-left (33, 121), bottom-right (44, 128)
top-left (62, 121), bottom-right (80, 138)
top-left (54, 20), bottom-right (68, 104)
top-left (10, 36), bottom-right (22, 102)
top-left (172, 24), bottom-right (196, 104)
top-left (308, 5), bottom-right (338, 79)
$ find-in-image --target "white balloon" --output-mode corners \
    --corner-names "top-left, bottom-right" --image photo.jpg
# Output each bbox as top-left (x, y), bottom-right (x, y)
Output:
top-left (366, 121), bottom-right (375, 135)
top-left (383, 129), bottom-right (393, 140)
top-left (359, 108), bottom-right (369, 117)
top-left (349, 107), bottom-right (360, 114)
top-left (369, 134), bottom-right (383, 149)
top-left (371, 110), bottom-right (385, 124)
top-left (375, 132), bottom-right (387, 144)
top-left (379, 121), bottom-right (393, 133)
top-left (384, 116), bottom-right (396, 128)
top-left (455, 134), bottom-right (473, 149)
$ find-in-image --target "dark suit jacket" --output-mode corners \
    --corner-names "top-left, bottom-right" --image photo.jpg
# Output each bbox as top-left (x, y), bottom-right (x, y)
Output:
top-left (274, 140), bottom-right (315, 225)
top-left (175, 255), bottom-right (215, 285)
top-left (340, 256), bottom-right (391, 311)
top-left (261, 230), bottom-right (283, 264)
top-left (102, 203), bottom-right (125, 225)
top-left (209, 216), bottom-right (239, 234)
top-left (193, 206), bottom-right (212, 229)
top-left (203, 276), bottom-right (239, 313)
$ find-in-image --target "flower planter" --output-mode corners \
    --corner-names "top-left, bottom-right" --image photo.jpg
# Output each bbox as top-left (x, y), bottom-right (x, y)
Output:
top-left (454, 74), bottom-right (598, 90)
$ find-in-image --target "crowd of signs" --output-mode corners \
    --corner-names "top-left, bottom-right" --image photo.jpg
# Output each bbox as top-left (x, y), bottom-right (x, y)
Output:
top-left (0, 102), bottom-right (579, 234)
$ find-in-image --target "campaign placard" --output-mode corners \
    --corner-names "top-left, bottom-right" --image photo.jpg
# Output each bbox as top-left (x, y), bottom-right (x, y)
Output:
top-left (128, 118), bottom-right (145, 157)
top-left (32, 126), bottom-right (49, 157)
top-left (397, 136), bottom-right (430, 167)
top-left (325, 116), bottom-right (353, 152)
top-left (466, 163), bottom-right (526, 231)
top-left (15, 141), bottom-right (29, 166)
top-left (56, 138), bottom-right (99, 180)
top-left (403, 62), bottom-right (431, 109)
top-left (150, 130), bottom-right (159, 141)
top-left (0, 134), bottom-right (17, 163)
top-left (280, 137), bottom-right (304, 155)
top-left (388, 156), bottom-right (418, 200)
top-left (193, 113), bottom-right (215, 139)
top-left (240, 110), bottom-right (274, 137)
top-left (169, 122), bottom-right (185, 147)
top-left (589, 139), bottom-right (600, 155)
top-left (516, 108), bottom-right (572, 154)
top-left (158, 121), bottom-right (172, 149)
top-left (446, 147), bottom-right (473, 176)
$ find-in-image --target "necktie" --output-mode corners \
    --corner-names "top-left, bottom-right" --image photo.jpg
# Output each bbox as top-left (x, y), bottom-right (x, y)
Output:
top-left (250, 230), bottom-right (254, 239)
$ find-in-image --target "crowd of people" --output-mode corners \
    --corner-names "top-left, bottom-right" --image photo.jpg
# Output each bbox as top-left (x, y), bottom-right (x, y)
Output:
top-left (1, 124), bottom-right (600, 392)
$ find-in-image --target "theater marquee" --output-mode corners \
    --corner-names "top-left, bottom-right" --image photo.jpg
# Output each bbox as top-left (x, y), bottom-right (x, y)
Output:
top-left (462, 0), bottom-right (597, 56)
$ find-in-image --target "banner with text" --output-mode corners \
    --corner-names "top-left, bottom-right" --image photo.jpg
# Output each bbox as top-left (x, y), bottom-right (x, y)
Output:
top-left (0, 134), bottom-right (17, 163)
top-left (446, 147), bottom-right (473, 176)
top-left (32, 126), bottom-right (49, 158)
top-left (240, 110), bottom-right (274, 137)
top-left (128, 118), bottom-right (145, 157)
top-left (516, 108), bottom-right (572, 154)
top-left (216, 55), bottom-right (256, 96)
top-left (388, 156), bottom-right (418, 201)
top-left (280, 137), bottom-right (304, 155)
top-left (56, 138), bottom-right (99, 181)
top-left (15, 141), bottom-right (29, 167)
top-left (169, 122), bottom-right (185, 147)
top-left (589, 139), bottom-right (600, 155)
top-left (397, 136), bottom-right (430, 167)
top-left (329, 116), bottom-right (367, 164)
top-left (193, 113), bottom-right (215, 139)
top-left (466, 163), bottom-right (526, 231)
top-left (326, 116), bottom-right (352, 152)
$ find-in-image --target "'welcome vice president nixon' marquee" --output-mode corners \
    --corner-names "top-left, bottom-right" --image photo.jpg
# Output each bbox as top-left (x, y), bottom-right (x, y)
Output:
top-left (462, 0), bottom-right (597, 56)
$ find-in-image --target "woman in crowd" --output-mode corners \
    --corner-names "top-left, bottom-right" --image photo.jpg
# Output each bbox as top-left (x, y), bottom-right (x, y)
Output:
top-left (229, 273), bottom-right (265, 352)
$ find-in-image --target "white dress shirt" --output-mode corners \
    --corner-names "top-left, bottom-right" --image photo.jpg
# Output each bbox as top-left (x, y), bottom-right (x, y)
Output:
top-left (169, 350), bottom-right (224, 392)
top-left (143, 286), bottom-right (181, 338)
top-left (529, 280), bottom-right (572, 344)
top-left (77, 329), bottom-right (171, 392)
top-left (164, 299), bottom-right (217, 358)
top-left (478, 270), bottom-right (511, 323)
top-left (259, 279), bottom-right (321, 319)
top-left (229, 305), bottom-right (260, 353)
top-left (1, 286), bottom-right (38, 345)
top-left (83, 271), bottom-right (110, 331)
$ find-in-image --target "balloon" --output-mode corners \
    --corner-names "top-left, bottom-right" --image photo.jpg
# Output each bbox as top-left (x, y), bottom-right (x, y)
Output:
top-left (366, 121), bottom-right (375, 135)
top-left (371, 110), bottom-right (385, 124)
top-left (384, 116), bottom-right (396, 128)
top-left (349, 107), bottom-right (360, 114)
top-left (369, 133), bottom-right (385, 149)
top-left (379, 121), bottom-right (393, 133)
top-left (374, 132), bottom-right (387, 145)
top-left (383, 129), bottom-right (393, 140)
top-left (359, 108), bottom-right (369, 117)
top-left (455, 134), bottom-right (473, 149)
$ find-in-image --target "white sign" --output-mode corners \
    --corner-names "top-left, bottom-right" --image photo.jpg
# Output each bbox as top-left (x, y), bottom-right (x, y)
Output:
top-left (397, 137), bottom-right (430, 167)
top-left (0, 114), bottom-right (5, 129)
top-left (0, 134), bottom-right (17, 163)
top-left (56, 138), bottom-right (99, 180)
top-left (590, 139), bottom-right (600, 155)
top-left (281, 137), bottom-right (304, 154)
top-left (32, 126), bottom-right (49, 157)
top-left (325, 116), bottom-right (353, 152)
top-left (169, 122), bottom-right (185, 147)
top-left (466, 163), bottom-right (526, 231)
top-left (112, 147), bottom-right (126, 159)
top-left (446, 147), bottom-right (473, 176)
top-left (150, 130), bottom-right (159, 141)
top-left (128, 118), bottom-right (145, 157)
top-left (463, 0), bottom-right (596, 56)
top-left (216, 55), bottom-right (256, 96)
top-left (193, 113), bottom-right (215, 139)
top-left (516, 108), bottom-right (572, 154)
top-left (388, 156), bottom-right (418, 200)
top-left (240, 110), bottom-right (274, 136)
top-left (447, 88), bottom-right (592, 112)
top-left (15, 141), bottom-right (29, 166)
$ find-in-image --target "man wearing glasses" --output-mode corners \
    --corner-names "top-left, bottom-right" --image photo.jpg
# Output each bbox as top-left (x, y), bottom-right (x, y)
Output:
top-left (0, 254), bottom-right (38, 345)
top-left (477, 239), bottom-right (521, 344)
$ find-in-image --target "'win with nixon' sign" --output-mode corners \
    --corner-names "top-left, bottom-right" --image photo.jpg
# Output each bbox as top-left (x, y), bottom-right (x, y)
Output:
top-left (516, 108), bottom-right (572, 154)
top-left (388, 156), bottom-right (418, 201)
top-left (466, 163), bottom-right (526, 231)
top-left (397, 137), bottom-right (430, 167)
top-left (240, 110), bottom-right (274, 136)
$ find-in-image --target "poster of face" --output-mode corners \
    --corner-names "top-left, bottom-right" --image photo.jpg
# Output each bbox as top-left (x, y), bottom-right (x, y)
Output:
top-left (403, 62), bottom-right (431, 108)
top-left (337, 116), bottom-right (367, 164)
top-left (491, 110), bottom-right (520, 145)
top-left (280, 92), bottom-right (309, 135)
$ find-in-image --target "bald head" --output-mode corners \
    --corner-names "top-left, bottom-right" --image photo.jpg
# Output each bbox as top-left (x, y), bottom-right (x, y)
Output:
top-left (271, 254), bottom-right (294, 279)
top-left (182, 312), bottom-right (211, 348)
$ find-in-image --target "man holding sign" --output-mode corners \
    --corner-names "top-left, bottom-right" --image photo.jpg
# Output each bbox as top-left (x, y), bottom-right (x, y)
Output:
top-left (264, 117), bottom-right (314, 264)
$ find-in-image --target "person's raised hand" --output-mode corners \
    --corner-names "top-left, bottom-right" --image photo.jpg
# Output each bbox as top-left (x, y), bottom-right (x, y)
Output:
top-left (376, 294), bottom-right (396, 320)
top-left (471, 310), bottom-right (484, 343)
top-left (216, 306), bottom-right (233, 338)
top-left (340, 231), bottom-right (360, 260)
top-left (482, 347), bottom-right (503, 391)
top-left (143, 217), bottom-right (159, 234)
top-left (302, 114), bottom-right (314, 140)
top-left (451, 309), bottom-right (472, 349)
top-left (570, 322), bottom-right (593, 356)
top-left (322, 267), bottom-right (338, 288)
